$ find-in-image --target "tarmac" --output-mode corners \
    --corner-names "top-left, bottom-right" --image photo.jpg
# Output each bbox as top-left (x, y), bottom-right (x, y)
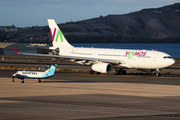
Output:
top-left (0, 71), bottom-right (180, 120)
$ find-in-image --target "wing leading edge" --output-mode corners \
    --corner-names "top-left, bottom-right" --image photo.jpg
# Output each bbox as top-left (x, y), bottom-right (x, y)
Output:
top-left (12, 48), bottom-right (122, 65)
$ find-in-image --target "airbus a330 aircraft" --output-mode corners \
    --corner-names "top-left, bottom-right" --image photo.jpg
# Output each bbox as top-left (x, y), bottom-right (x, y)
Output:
top-left (12, 64), bottom-right (57, 83)
top-left (12, 19), bottom-right (175, 76)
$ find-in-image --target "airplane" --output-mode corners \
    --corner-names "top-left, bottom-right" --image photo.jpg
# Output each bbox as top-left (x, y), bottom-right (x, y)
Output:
top-left (12, 19), bottom-right (175, 76)
top-left (12, 64), bottom-right (57, 83)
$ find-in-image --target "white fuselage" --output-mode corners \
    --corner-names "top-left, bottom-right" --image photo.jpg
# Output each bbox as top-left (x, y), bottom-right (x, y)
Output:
top-left (59, 47), bottom-right (175, 69)
top-left (13, 71), bottom-right (47, 79)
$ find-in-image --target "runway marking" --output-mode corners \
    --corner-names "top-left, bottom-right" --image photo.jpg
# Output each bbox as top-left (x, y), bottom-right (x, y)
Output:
top-left (0, 101), bottom-right (179, 119)
top-left (51, 85), bottom-right (180, 96)
top-left (0, 100), bottom-right (22, 103)
top-left (86, 74), bottom-right (180, 79)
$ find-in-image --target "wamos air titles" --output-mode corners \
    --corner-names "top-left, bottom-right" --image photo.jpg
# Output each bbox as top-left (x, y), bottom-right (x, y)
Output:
top-left (12, 19), bottom-right (175, 76)
top-left (12, 64), bottom-right (57, 83)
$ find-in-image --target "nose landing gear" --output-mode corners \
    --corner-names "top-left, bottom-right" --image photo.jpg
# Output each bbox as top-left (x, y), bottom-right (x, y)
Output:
top-left (12, 77), bottom-right (15, 82)
top-left (156, 69), bottom-right (161, 76)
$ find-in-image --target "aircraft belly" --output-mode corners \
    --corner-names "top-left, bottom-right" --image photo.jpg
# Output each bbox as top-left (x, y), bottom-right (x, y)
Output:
top-left (113, 64), bottom-right (132, 69)
top-left (151, 61), bottom-right (169, 69)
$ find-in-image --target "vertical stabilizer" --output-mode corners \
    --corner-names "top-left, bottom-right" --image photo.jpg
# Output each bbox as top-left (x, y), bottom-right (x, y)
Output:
top-left (44, 64), bottom-right (57, 77)
top-left (48, 19), bottom-right (73, 48)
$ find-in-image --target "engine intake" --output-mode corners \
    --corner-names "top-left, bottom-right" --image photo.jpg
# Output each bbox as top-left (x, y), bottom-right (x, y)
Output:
top-left (92, 63), bottom-right (113, 73)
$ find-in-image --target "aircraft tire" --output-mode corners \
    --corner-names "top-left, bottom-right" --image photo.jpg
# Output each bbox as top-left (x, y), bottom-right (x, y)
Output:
top-left (156, 73), bottom-right (161, 76)
top-left (115, 70), bottom-right (119, 75)
top-left (122, 70), bottom-right (126, 75)
top-left (21, 81), bottom-right (24, 83)
top-left (90, 70), bottom-right (94, 74)
top-left (12, 77), bottom-right (15, 82)
top-left (96, 72), bottom-right (101, 75)
top-left (38, 79), bottom-right (41, 83)
top-left (118, 70), bottom-right (123, 75)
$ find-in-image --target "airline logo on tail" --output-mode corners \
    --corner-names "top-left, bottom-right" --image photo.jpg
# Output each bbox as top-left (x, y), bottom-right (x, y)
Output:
top-left (50, 28), bottom-right (63, 42)
top-left (48, 19), bottom-right (73, 48)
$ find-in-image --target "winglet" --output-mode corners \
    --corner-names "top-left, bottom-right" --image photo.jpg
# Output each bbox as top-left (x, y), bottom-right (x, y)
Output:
top-left (12, 48), bottom-right (20, 54)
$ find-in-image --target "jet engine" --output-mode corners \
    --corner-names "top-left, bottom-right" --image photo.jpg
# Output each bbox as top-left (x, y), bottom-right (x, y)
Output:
top-left (92, 63), bottom-right (113, 73)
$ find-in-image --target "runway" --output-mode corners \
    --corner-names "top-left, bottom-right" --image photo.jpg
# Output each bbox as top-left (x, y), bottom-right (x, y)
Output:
top-left (0, 72), bottom-right (180, 120)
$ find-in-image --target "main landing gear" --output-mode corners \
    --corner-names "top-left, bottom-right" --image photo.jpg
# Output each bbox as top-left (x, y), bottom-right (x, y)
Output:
top-left (37, 79), bottom-right (41, 83)
top-left (12, 77), bottom-right (25, 83)
top-left (21, 78), bottom-right (24, 83)
top-left (115, 69), bottom-right (126, 75)
top-left (12, 77), bottom-right (15, 82)
top-left (90, 70), bottom-right (101, 75)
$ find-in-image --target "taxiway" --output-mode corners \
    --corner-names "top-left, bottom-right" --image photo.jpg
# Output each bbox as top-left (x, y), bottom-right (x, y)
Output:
top-left (0, 71), bottom-right (180, 120)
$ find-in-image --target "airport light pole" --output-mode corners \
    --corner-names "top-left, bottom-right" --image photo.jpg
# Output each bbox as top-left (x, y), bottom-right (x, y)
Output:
top-left (30, 37), bottom-right (33, 43)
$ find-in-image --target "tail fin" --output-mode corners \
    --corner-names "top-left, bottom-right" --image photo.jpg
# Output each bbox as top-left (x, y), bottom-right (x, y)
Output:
top-left (48, 19), bottom-right (73, 48)
top-left (45, 64), bottom-right (57, 76)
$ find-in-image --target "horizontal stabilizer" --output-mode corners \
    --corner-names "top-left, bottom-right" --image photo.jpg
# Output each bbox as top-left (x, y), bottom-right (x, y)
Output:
top-left (12, 48), bottom-right (20, 54)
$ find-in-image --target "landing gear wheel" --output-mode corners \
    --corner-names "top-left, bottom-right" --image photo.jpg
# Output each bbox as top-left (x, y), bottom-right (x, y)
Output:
top-left (118, 70), bottom-right (123, 75)
top-left (21, 80), bottom-right (24, 83)
top-left (90, 70), bottom-right (94, 74)
top-left (156, 73), bottom-right (161, 76)
top-left (12, 77), bottom-right (15, 82)
top-left (96, 72), bottom-right (101, 75)
top-left (122, 70), bottom-right (126, 75)
top-left (90, 70), bottom-right (101, 75)
top-left (38, 79), bottom-right (41, 83)
top-left (115, 69), bottom-right (126, 75)
top-left (115, 70), bottom-right (119, 75)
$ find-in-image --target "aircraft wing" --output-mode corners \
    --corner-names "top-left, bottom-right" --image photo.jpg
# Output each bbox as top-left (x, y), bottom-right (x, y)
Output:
top-left (12, 48), bottom-right (123, 64)
top-left (27, 45), bottom-right (56, 50)
top-left (14, 74), bottom-right (28, 78)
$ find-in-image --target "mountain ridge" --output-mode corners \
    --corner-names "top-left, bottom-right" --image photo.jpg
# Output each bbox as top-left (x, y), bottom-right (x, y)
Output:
top-left (1, 3), bottom-right (180, 43)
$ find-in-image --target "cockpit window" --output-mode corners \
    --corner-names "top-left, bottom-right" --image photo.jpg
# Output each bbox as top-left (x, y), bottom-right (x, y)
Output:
top-left (164, 56), bottom-right (172, 59)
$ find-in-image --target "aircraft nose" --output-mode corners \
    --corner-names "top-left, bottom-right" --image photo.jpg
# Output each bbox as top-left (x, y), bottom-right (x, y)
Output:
top-left (163, 58), bottom-right (175, 68)
top-left (168, 58), bottom-right (175, 66)
top-left (171, 58), bottom-right (175, 65)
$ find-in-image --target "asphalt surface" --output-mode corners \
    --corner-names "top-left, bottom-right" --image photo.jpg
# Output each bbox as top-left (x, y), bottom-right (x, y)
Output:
top-left (0, 59), bottom-right (180, 120)
top-left (1, 69), bottom-right (180, 85)
top-left (0, 61), bottom-right (90, 71)
top-left (0, 70), bottom-right (180, 120)
top-left (1, 61), bottom-right (180, 74)
top-left (1, 51), bottom-right (180, 120)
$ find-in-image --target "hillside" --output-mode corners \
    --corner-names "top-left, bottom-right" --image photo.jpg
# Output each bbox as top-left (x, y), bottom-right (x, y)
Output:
top-left (1, 3), bottom-right (180, 43)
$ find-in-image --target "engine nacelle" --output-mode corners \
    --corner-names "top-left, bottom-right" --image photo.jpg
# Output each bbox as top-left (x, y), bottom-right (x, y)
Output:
top-left (92, 63), bottom-right (113, 73)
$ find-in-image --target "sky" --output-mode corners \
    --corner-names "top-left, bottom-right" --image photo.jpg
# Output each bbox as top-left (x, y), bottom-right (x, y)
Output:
top-left (0, 0), bottom-right (179, 27)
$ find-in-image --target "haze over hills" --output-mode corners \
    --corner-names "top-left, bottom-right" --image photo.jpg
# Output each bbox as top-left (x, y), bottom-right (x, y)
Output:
top-left (1, 3), bottom-right (180, 43)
